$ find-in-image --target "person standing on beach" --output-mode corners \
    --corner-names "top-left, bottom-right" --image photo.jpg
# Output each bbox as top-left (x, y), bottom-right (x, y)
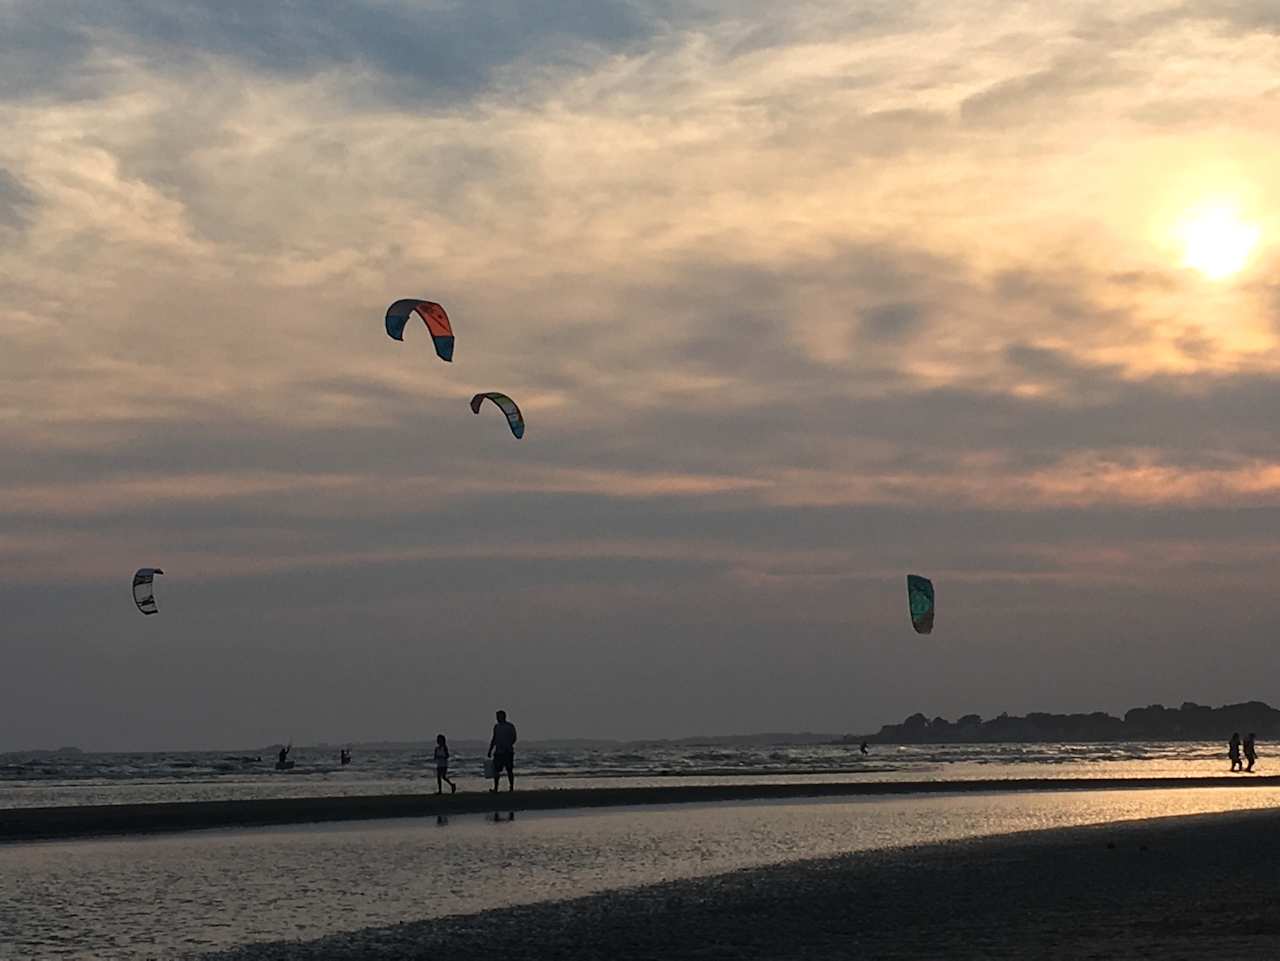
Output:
top-left (488, 710), bottom-right (517, 793)
top-left (1244, 733), bottom-right (1257, 773)
top-left (1229, 732), bottom-right (1242, 772)
top-left (434, 734), bottom-right (457, 794)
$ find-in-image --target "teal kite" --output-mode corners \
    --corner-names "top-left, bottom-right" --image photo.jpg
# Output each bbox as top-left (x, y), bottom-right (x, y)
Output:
top-left (906, 574), bottom-right (934, 634)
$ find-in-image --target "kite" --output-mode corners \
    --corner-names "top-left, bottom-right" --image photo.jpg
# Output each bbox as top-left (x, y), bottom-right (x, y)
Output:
top-left (133, 568), bottom-right (164, 616)
top-left (906, 574), bottom-right (934, 634)
top-left (385, 299), bottom-right (454, 362)
top-left (470, 392), bottom-right (524, 439)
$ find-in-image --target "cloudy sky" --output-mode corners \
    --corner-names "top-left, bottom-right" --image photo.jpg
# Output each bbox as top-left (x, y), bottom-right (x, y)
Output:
top-left (3, 0), bottom-right (1280, 750)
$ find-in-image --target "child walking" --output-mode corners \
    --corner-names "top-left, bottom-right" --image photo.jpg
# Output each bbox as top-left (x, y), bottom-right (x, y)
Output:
top-left (434, 734), bottom-right (457, 794)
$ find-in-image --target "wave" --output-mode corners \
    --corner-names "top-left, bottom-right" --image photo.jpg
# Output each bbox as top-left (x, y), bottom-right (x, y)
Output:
top-left (0, 740), bottom-right (1250, 811)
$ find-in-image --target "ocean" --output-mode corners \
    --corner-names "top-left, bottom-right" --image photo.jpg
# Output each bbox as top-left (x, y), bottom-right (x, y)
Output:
top-left (0, 739), bottom-right (1250, 809)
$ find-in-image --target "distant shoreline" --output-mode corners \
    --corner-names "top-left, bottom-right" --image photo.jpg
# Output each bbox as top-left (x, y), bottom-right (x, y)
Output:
top-left (851, 699), bottom-right (1280, 745)
top-left (2, 725), bottom-right (1263, 754)
top-left (6, 775), bottom-right (1280, 844)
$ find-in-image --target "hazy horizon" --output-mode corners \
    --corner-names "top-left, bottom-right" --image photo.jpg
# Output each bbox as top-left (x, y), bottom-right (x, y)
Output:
top-left (5, 696), bottom-right (1275, 754)
top-left (5, 1), bottom-right (1280, 752)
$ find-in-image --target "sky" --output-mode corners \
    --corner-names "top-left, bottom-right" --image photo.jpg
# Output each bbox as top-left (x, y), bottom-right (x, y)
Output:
top-left (3, 0), bottom-right (1280, 750)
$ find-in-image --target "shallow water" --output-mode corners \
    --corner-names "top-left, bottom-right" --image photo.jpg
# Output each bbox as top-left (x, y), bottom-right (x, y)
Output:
top-left (3, 786), bottom-right (1280, 960)
top-left (0, 741), bottom-right (1256, 809)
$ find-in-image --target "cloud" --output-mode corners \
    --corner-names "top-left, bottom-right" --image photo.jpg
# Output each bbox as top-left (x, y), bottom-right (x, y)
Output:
top-left (4, 0), bottom-right (1280, 746)
top-left (0, 0), bottom-right (672, 103)
top-left (0, 167), bottom-right (33, 228)
top-left (959, 53), bottom-right (1138, 126)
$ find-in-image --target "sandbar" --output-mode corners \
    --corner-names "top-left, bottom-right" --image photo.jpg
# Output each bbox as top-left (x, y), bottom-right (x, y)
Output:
top-left (4, 774), bottom-right (1280, 842)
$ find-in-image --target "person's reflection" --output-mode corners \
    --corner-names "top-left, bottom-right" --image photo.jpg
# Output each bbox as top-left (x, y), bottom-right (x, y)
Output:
top-left (490, 811), bottom-right (515, 823)
top-left (436, 815), bottom-right (450, 826)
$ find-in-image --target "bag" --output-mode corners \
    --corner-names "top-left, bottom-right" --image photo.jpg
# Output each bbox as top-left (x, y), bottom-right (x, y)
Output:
top-left (483, 757), bottom-right (495, 779)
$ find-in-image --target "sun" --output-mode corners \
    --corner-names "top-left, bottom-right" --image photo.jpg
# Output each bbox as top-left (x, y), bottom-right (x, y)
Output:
top-left (1176, 204), bottom-right (1260, 280)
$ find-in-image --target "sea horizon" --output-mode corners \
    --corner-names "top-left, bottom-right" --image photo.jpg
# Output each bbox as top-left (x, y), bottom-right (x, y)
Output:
top-left (11, 695), bottom-right (1278, 756)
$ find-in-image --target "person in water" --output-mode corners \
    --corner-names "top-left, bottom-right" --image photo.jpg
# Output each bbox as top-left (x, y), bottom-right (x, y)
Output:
top-left (434, 734), bottom-right (456, 794)
top-left (278, 744), bottom-right (291, 766)
top-left (1229, 732), bottom-right (1242, 772)
top-left (1244, 733), bottom-right (1258, 773)
top-left (339, 748), bottom-right (351, 765)
top-left (488, 710), bottom-right (517, 793)
top-left (859, 741), bottom-right (869, 755)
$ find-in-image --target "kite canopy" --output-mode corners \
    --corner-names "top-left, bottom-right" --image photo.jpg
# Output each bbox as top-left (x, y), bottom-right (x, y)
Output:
top-left (384, 299), bottom-right (454, 362)
top-left (470, 391), bottom-right (524, 439)
top-left (133, 568), bottom-right (164, 616)
top-left (906, 574), bottom-right (934, 634)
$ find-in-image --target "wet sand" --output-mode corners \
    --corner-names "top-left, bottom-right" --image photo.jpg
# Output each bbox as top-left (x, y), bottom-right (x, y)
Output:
top-left (5, 775), bottom-right (1280, 842)
top-left (198, 807), bottom-right (1280, 960)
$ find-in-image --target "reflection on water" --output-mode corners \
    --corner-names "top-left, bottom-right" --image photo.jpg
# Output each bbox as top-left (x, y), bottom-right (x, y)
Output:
top-left (3, 787), bottom-right (1280, 960)
top-left (0, 741), bottom-right (1261, 809)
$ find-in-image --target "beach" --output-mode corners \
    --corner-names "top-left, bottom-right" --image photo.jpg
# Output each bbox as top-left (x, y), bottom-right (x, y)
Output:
top-left (6, 0), bottom-right (1280, 957)
top-left (7, 784), bottom-right (1280, 959)
top-left (196, 807), bottom-right (1280, 961)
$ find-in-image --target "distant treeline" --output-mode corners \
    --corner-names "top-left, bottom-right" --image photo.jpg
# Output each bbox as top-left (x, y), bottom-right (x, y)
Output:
top-left (848, 701), bottom-right (1280, 744)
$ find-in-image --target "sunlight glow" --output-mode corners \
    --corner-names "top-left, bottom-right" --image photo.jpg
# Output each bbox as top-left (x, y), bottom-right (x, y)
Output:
top-left (1177, 204), bottom-right (1260, 280)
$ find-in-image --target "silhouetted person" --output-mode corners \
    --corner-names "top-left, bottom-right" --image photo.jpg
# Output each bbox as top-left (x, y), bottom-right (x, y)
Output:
top-left (860, 741), bottom-right (869, 755)
top-left (488, 710), bottom-right (517, 793)
top-left (1245, 733), bottom-right (1257, 773)
top-left (1229, 732), bottom-right (1242, 772)
top-left (339, 748), bottom-right (351, 765)
top-left (434, 734), bottom-right (456, 794)
top-left (278, 744), bottom-right (291, 766)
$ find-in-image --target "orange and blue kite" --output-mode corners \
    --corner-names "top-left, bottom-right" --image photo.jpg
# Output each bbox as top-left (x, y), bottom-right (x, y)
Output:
top-left (385, 299), bottom-right (454, 362)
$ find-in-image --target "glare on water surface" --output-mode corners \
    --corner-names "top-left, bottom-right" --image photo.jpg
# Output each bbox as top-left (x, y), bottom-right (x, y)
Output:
top-left (4, 787), bottom-right (1280, 961)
